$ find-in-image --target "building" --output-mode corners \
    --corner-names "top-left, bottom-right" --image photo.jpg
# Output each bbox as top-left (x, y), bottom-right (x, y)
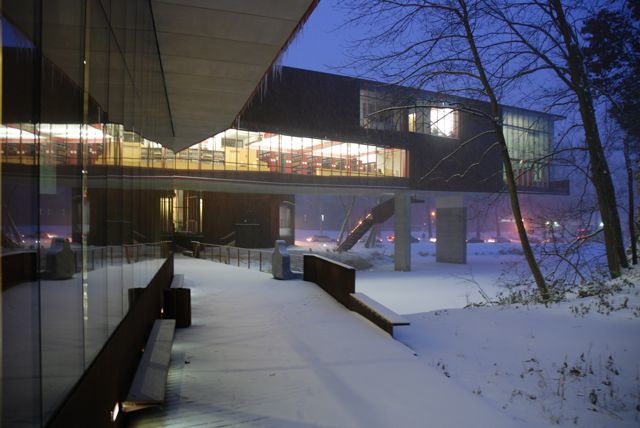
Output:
top-left (1, 2), bottom-right (568, 426)
top-left (4, 66), bottom-right (565, 247)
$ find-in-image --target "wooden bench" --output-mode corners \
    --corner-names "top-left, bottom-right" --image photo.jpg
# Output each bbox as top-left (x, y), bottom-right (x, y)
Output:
top-left (122, 319), bottom-right (176, 413)
top-left (349, 292), bottom-right (410, 336)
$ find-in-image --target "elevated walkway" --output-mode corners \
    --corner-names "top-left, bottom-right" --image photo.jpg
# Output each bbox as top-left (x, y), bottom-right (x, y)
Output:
top-left (127, 257), bottom-right (519, 427)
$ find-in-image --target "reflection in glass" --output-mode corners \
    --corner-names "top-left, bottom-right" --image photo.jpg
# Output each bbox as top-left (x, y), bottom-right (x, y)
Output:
top-left (4, 124), bottom-right (409, 180)
top-left (1, 122), bottom-right (171, 425)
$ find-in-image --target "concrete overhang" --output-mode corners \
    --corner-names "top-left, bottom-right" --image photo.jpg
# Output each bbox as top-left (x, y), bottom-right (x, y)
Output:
top-left (151, 0), bottom-right (318, 152)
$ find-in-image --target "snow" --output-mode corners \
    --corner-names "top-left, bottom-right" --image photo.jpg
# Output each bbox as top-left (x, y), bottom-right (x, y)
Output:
top-left (358, 241), bottom-right (640, 427)
top-left (131, 240), bottom-right (640, 427)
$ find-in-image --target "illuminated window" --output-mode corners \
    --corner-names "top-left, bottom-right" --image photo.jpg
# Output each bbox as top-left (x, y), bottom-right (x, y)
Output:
top-left (408, 112), bottom-right (416, 132)
top-left (407, 106), bottom-right (430, 134)
top-left (279, 204), bottom-right (292, 237)
top-left (2, 124), bottom-right (408, 179)
top-left (160, 196), bottom-right (173, 233)
top-left (502, 108), bottom-right (554, 188)
top-left (239, 130), bottom-right (407, 178)
top-left (172, 190), bottom-right (202, 233)
top-left (430, 108), bottom-right (457, 138)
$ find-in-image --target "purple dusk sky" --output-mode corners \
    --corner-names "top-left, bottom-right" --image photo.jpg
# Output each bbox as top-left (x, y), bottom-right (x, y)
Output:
top-left (282, 0), bottom-right (352, 74)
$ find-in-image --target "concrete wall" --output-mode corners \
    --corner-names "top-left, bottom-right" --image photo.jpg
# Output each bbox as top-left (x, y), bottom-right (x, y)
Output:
top-left (436, 206), bottom-right (467, 264)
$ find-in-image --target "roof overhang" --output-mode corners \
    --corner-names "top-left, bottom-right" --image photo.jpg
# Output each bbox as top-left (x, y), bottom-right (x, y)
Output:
top-left (150, 0), bottom-right (318, 152)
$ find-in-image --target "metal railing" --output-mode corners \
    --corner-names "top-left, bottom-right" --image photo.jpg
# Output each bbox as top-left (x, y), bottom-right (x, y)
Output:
top-left (192, 242), bottom-right (304, 273)
top-left (41, 241), bottom-right (172, 274)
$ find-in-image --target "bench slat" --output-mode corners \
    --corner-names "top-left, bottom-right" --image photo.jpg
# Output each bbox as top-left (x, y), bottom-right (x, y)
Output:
top-left (123, 319), bottom-right (176, 412)
top-left (350, 292), bottom-right (410, 325)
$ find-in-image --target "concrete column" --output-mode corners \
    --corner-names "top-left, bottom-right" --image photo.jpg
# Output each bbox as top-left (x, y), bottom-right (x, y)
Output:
top-left (436, 195), bottom-right (467, 264)
top-left (394, 192), bottom-right (411, 271)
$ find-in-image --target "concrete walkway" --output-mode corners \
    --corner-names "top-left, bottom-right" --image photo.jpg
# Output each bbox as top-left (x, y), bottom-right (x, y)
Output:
top-left (127, 257), bottom-right (518, 427)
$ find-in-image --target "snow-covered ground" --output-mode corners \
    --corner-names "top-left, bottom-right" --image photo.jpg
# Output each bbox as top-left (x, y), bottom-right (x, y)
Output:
top-left (299, 237), bottom-right (640, 427)
top-left (132, 238), bottom-right (639, 427)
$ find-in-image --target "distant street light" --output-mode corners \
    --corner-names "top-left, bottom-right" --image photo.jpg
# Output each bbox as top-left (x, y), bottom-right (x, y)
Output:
top-left (428, 210), bottom-right (435, 239)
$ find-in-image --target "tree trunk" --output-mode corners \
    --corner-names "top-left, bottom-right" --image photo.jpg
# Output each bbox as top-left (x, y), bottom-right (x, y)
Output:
top-left (459, 0), bottom-right (550, 301)
top-left (337, 196), bottom-right (356, 245)
top-left (549, 0), bottom-right (628, 277)
top-left (624, 136), bottom-right (637, 264)
top-left (498, 125), bottom-right (550, 301)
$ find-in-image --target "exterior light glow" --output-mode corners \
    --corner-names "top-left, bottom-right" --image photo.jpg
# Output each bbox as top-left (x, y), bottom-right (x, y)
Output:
top-left (111, 402), bottom-right (119, 421)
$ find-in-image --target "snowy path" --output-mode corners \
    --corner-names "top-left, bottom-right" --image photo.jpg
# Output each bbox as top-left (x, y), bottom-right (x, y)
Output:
top-left (128, 256), bottom-right (519, 427)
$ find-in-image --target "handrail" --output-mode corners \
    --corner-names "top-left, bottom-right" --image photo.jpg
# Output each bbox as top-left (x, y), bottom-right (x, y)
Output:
top-left (192, 241), bottom-right (304, 273)
top-left (40, 240), bottom-right (172, 274)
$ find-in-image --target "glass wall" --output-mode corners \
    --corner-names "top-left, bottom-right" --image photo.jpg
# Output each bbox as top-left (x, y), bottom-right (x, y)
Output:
top-left (173, 190), bottom-right (202, 233)
top-left (503, 107), bottom-right (554, 189)
top-left (2, 125), bottom-right (409, 178)
top-left (361, 86), bottom-right (459, 139)
top-left (360, 87), bottom-right (404, 131)
top-left (176, 129), bottom-right (407, 178)
top-left (1, 0), bottom-right (172, 425)
top-left (429, 107), bottom-right (458, 138)
top-left (1, 123), bottom-right (170, 426)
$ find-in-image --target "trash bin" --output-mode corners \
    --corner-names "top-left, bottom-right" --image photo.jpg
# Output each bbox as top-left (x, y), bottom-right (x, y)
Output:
top-left (272, 239), bottom-right (293, 279)
top-left (164, 288), bottom-right (191, 328)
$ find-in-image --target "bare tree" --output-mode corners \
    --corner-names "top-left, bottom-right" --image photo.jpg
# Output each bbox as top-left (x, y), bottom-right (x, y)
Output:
top-left (484, 0), bottom-right (629, 277)
top-left (337, 195), bottom-right (357, 244)
top-left (582, 1), bottom-right (639, 265)
top-left (342, 0), bottom-right (551, 300)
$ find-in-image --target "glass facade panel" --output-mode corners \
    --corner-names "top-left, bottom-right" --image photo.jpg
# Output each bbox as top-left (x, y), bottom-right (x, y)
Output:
top-left (360, 88), bottom-right (403, 131)
top-left (408, 107), bottom-right (430, 134)
top-left (173, 190), bottom-right (202, 233)
top-left (279, 204), bottom-right (292, 237)
top-left (2, 2), bottom-right (172, 425)
top-left (168, 129), bottom-right (407, 178)
top-left (502, 107), bottom-right (553, 189)
top-left (430, 107), bottom-right (457, 138)
top-left (361, 87), bottom-right (458, 138)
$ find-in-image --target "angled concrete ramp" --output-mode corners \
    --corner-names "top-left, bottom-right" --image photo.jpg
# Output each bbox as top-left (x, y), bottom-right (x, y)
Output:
top-left (337, 198), bottom-right (395, 251)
